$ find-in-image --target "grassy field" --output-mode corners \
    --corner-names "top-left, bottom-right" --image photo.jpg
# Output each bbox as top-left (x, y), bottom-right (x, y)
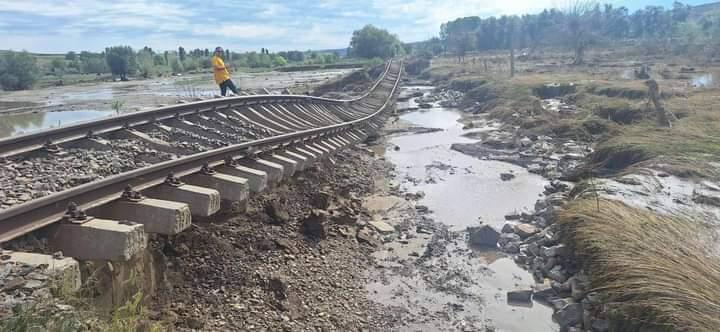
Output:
top-left (422, 53), bottom-right (720, 180)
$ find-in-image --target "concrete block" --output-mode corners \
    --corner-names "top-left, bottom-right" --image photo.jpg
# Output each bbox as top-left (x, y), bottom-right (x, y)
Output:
top-left (266, 154), bottom-right (298, 179)
top-left (144, 184), bottom-right (221, 217)
top-left (278, 150), bottom-right (308, 171)
top-left (345, 132), bottom-right (361, 142)
top-left (290, 147), bottom-right (318, 164)
top-left (184, 173), bottom-right (249, 213)
top-left (217, 164), bottom-right (267, 193)
top-left (302, 144), bottom-right (326, 159)
top-left (340, 133), bottom-right (358, 144)
top-left (333, 136), bottom-right (350, 146)
top-left (237, 159), bottom-right (284, 188)
top-left (313, 142), bottom-right (334, 154)
top-left (48, 218), bottom-right (147, 261)
top-left (1, 251), bottom-right (82, 292)
top-left (323, 139), bottom-right (342, 150)
top-left (99, 198), bottom-right (191, 235)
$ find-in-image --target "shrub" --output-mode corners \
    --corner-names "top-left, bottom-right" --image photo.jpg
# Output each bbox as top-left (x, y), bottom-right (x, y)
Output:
top-left (0, 51), bottom-right (40, 90)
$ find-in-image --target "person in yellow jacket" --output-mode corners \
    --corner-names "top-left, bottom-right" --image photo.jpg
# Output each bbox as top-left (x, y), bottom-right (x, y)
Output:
top-left (212, 47), bottom-right (239, 96)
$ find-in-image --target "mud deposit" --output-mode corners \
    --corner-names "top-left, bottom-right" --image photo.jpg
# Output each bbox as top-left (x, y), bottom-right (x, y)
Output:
top-left (367, 87), bottom-right (557, 331)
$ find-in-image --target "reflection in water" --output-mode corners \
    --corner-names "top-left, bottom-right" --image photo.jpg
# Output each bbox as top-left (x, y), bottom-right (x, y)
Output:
top-left (0, 110), bottom-right (112, 138)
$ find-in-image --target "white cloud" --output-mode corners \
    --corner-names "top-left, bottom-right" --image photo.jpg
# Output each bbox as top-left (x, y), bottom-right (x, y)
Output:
top-left (0, 0), bottom-right (636, 52)
top-left (370, 0), bottom-right (567, 41)
top-left (193, 24), bottom-right (288, 39)
top-left (259, 2), bottom-right (289, 18)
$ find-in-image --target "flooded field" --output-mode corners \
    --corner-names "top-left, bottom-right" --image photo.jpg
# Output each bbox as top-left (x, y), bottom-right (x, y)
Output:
top-left (0, 110), bottom-right (113, 137)
top-left (0, 68), bottom-right (354, 138)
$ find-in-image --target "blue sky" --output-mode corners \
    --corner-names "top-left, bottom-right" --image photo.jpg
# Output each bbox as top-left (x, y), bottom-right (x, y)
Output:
top-left (0, 0), bottom-right (713, 53)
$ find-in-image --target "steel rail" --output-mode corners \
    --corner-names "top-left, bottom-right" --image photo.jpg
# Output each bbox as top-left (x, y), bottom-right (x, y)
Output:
top-left (0, 61), bottom-right (393, 158)
top-left (0, 60), bottom-right (403, 243)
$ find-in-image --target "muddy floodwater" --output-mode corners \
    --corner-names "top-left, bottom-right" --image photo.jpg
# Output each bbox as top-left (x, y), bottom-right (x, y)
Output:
top-left (0, 110), bottom-right (113, 137)
top-left (368, 86), bottom-right (556, 331)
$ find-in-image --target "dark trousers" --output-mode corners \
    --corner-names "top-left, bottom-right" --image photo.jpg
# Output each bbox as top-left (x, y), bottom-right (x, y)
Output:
top-left (219, 79), bottom-right (239, 96)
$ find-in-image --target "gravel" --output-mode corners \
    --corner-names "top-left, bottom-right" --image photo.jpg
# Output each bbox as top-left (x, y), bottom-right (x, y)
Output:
top-left (150, 147), bottom-right (391, 331)
top-left (0, 139), bottom-right (174, 210)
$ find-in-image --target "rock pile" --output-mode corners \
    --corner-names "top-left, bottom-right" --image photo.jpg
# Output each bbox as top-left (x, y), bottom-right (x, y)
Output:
top-left (498, 180), bottom-right (610, 331)
top-left (415, 89), bottom-right (464, 108)
top-left (452, 131), bottom-right (588, 180)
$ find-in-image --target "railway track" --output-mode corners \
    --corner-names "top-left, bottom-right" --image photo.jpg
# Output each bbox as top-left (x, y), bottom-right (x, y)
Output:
top-left (0, 60), bottom-right (403, 248)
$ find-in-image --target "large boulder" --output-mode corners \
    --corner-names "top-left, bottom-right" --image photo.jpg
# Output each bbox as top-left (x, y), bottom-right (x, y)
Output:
top-left (467, 225), bottom-right (500, 247)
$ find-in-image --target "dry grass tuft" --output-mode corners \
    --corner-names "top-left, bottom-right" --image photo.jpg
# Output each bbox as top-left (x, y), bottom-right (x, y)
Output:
top-left (557, 199), bottom-right (720, 331)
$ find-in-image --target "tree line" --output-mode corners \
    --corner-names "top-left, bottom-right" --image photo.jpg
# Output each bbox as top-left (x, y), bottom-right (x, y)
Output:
top-left (1, 23), bottom-right (406, 91)
top-left (0, 46), bottom-right (345, 91)
top-left (414, 1), bottom-right (720, 63)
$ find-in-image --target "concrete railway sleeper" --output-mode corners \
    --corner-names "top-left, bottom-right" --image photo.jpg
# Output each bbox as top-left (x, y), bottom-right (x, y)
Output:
top-left (0, 62), bottom-right (400, 213)
top-left (0, 61), bottom-right (401, 275)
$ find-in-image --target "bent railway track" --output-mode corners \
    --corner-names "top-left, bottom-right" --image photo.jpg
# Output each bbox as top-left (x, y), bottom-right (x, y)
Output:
top-left (0, 60), bottom-right (403, 244)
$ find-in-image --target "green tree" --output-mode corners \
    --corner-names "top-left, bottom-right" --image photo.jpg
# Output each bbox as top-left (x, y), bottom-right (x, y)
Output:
top-left (82, 58), bottom-right (107, 74)
top-left (153, 54), bottom-right (165, 66)
top-left (49, 58), bottom-right (67, 77)
top-left (178, 46), bottom-right (186, 62)
top-left (183, 58), bottom-right (199, 71)
top-left (136, 50), bottom-right (155, 78)
top-left (105, 46), bottom-right (135, 81)
top-left (349, 25), bottom-right (405, 59)
top-left (65, 51), bottom-right (77, 61)
top-left (170, 58), bottom-right (184, 73)
top-left (273, 55), bottom-right (287, 67)
top-left (0, 51), bottom-right (40, 91)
